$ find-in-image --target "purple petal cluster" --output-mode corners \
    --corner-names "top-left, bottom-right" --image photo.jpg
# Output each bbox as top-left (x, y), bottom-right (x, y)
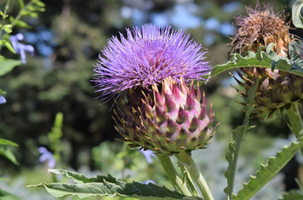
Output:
top-left (139, 149), bottom-right (156, 164)
top-left (93, 24), bottom-right (212, 101)
top-left (10, 33), bottom-right (34, 64)
top-left (38, 146), bottom-right (56, 169)
top-left (0, 96), bottom-right (6, 104)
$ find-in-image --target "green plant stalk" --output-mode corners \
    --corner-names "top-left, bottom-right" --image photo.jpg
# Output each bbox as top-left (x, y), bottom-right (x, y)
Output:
top-left (157, 155), bottom-right (191, 196)
top-left (224, 77), bottom-right (259, 200)
top-left (286, 102), bottom-right (303, 155)
top-left (176, 151), bottom-right (214, 200)
top-left (178, 160), bottom-right (199, 197)
top-left (10, 1), bottom-right (32, 27)
top-left (0, 0), bottom-right (34, 42)
top-left (0, 0), bottom-right (11, 52)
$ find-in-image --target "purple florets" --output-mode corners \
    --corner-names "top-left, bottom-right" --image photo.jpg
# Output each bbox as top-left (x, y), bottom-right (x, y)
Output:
top-left (38, 146), bottom-right (56, 169)
top-left (93, 24), bottom-right (212, 101)
top-left (10, 33), bottom-right (34, 64)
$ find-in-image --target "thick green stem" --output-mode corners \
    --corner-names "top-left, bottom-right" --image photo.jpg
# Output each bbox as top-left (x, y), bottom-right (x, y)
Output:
top-left (287, 102), bottom-right (303, 137)
top-left (176, 151), bottom-right (214, 200)
top-left (157, 155), bottom-right (191, 196)
top-left (178, 161), bottom-right (199, 197)
top-left (286, 102), bottom-right (303, 155)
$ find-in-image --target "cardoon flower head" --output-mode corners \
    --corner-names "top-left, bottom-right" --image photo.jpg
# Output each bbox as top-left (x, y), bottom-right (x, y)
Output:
top-left (93, 24), bottom-right (212, 101)
top-left (230, 4), bottom-right (303, 119)
top-left (94, 24), bottom-right (217, 156)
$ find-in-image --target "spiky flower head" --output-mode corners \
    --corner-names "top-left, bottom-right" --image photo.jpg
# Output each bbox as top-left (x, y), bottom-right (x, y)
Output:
top-left (230, 3), bottom-right (296, 57)
top-left (230, 4), bottom-right (303, 118)
top-left (93, 24), bottom-right (216, 155)
top-left (93, 24), bottom-right (212, 101)
top-left (114, 77), bottom-right (218, 156)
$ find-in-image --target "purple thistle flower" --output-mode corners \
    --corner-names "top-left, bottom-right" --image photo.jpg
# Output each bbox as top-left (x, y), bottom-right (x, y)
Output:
top-left (93, 24), bottom-right (212, 102)
top-left (38, 147), bottom-right (56, 169)
top-left (10, 33), bottom-right (34, 64)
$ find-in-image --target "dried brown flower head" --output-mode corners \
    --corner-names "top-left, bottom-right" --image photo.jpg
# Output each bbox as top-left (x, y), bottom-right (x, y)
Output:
top-left (230, 3), bottom-right (295, 57)
top-left (230, 4), bottom-right (303, 119)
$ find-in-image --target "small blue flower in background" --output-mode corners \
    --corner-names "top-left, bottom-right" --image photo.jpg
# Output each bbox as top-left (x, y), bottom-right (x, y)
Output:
top-left (10, 33), bottom-right (34, 64)
top-left (139, 149), bottom-right (156, 164)
top-left (0, 96), bottom-right (6, 104)
top-left (38, 147), bottom-right (56, 168)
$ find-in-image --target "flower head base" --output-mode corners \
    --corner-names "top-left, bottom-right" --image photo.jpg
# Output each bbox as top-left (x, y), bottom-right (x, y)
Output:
top-left (231, 68), bottom-right (303, 119)
top-left (93, 24), bottom-right (212, 102)
top-left (230, 4), bottom-right (296, 57)
top-left (114, 77), bottom-right (218, 156)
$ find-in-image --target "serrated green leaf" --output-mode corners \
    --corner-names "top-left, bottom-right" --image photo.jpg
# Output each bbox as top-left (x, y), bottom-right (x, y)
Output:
top-left (292, 0), bottom-right (303, 28)
top-left (280, 190), bottom-right (303, 200)
top-left (224, 76), bottom-right (259, 199)
top-left (0, 188), bottom-right (20, 200)
top-left (211, 47), bottom-right (271, 79)
top-left (26, 169), bottom-right (194, 200)
top-left (4, 41), bottom-right (16, 54)
top-left (0, 139), bottom-right (18, 146)
top-left (0, 60), bottom-right (22, 76)
top-left (211, 43), bottom-right (303, 80)
top-left (232, 135), bottom-right (303, 200)
top-left (0, 145), bottom-right (19, 165)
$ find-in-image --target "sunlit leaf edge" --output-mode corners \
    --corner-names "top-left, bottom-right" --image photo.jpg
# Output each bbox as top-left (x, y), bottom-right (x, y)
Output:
top-left (232, 135), bottom-right (303, 200)
top-left (0, 138), bottom-right (19, 146)
top-left (26, 169), bottom-right (195, 200)
top-left (210, 42), bottom-right (303, 80)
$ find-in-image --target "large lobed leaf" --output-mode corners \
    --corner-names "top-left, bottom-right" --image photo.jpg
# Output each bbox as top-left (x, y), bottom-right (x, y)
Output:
top-left (26, 169), bottom-right (199, 200)
top-left (232, 135), bottom-right (303, 200)
top-left (211, 43), bottom-right (303, 79)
